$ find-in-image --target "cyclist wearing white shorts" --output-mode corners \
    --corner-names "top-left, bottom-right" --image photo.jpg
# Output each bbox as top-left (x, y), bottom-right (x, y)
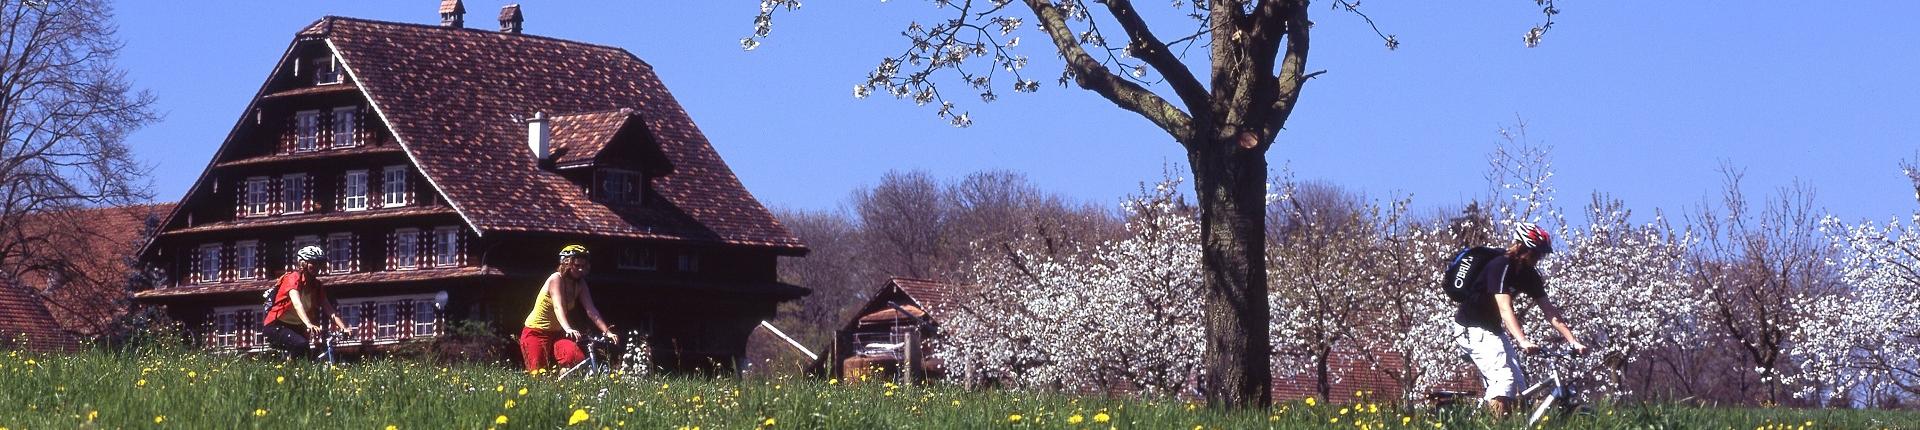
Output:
top-left (1453, 223), bottom-right (1587, 417)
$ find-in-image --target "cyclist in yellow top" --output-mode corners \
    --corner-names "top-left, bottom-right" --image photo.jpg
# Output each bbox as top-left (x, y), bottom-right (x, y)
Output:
top-left (518, 244), bottom-right (618, 372)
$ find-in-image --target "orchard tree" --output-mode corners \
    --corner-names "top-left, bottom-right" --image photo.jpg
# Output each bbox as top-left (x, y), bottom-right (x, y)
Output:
top-left (1544, 194), bottom-right (1701, 396)
top-left (748, 0), bottom-right (1563, 407)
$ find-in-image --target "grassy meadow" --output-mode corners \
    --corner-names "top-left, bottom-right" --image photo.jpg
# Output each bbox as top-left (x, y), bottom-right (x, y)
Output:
top-left (0, 347), bottom-right (1913, 429)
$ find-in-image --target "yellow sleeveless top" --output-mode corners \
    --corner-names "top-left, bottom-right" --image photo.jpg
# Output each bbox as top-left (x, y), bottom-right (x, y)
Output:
top-left (522, 278), bottom-right (580, 332)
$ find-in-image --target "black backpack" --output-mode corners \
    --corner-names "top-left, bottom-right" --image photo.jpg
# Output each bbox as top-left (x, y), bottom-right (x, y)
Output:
top-left (1442, 247), bottom-right (1505, 304)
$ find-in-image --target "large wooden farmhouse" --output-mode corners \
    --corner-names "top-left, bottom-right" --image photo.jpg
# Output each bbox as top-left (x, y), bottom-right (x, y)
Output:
top-left (134, 2), bottom-right (807, 372)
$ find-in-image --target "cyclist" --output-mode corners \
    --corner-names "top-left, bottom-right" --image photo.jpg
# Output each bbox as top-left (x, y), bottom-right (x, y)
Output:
top-left (261, 245), bottom-right (351, 359)
top-left (519, 244), bottom-right (619, 373)
top-left (1453, 223), bottom-right (1588, 417)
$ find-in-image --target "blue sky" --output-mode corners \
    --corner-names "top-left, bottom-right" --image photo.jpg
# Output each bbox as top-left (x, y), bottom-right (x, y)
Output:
top-left (116, 2), bottom-right (1919, 223)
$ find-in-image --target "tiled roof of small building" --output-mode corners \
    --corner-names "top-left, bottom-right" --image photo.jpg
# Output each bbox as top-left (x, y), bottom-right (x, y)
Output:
top-left (889, 277), bottom-right (958, 315)
top-left (7, 204), bottom-right (172, 338)
top-left (0, 281), bottom-right (80, 353)
top-left (301, 17), bottom-right (803, 252)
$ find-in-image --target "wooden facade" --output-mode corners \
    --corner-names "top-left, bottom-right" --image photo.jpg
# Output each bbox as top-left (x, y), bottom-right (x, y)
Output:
top-left (135, 6), bottom-right (808, 372)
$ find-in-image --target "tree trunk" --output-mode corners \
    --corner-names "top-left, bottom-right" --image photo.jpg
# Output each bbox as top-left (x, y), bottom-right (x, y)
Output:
top-left (1189, 137), bottom-right (1272, 408)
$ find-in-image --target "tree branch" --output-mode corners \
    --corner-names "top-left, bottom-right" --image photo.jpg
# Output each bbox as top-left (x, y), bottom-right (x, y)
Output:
top-left (1100, 0), bottom-right (1210, 120)
top-left (1023, 0), bottom-right (1192, 142)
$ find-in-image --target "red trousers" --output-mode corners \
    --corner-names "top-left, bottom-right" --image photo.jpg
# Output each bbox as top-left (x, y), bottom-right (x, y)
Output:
top-left (519, 327), bottom-right (585, 372)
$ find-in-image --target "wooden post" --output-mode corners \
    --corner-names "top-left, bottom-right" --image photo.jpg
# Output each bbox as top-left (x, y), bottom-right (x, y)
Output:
top-left (904, 329), bottom-right (923, 386)
top-left (830, 329), bottom-right (847, 380)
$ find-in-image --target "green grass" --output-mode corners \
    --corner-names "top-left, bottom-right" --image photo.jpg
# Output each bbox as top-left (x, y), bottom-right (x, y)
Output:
top-left (0, 347), bottom-right (1913, 429)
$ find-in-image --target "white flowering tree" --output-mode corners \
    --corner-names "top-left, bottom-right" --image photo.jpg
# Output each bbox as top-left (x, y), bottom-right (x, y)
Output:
top-left (1537, 194), bottom-right (1700, 397)
top-left (1798, 164), bottom-right (1920, 405)
top-left (939, 178), bottom-right (1205, 396)
top-left (1264, 178), bottom-right (1381, 400)
top-left (1345, 201), bottom-right (1472, 405)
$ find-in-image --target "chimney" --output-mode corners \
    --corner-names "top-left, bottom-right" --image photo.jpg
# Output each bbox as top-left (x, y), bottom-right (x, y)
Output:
top-left (527, 112), bottom-right (550, 161)
top-left (439, 0), bottom-right (466, 28)
top-left (499, 4), bottom-right (523, 34)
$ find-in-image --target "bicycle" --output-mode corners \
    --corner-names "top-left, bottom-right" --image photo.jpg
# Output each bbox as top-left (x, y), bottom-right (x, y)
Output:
top-left (1519, 346), bottom-right (1593, 426)
top-left (556, 333), bottom-right (620, 380)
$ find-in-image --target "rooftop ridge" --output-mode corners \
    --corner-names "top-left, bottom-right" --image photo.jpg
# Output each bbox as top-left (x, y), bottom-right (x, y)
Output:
top-left (305, 15), bottom-right (649, 66)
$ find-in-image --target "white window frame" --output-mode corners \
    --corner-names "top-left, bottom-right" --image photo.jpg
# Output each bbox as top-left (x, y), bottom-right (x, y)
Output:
top-left (331, 107), bottom-right (357, 148)
top-left (280, 173), bottom-right (308, 215)
top-left (294, 110), bottom-right (321, 152)
top-left (235, 240), bottom-right (260, 280)
top-left (326, 233), bottom-right (355, 274)
top-left (596, 169), bottom-right (643, 205)
top-left (243, 177), bottom-right (271, 217)
top-left (619, 247), bottom-right (656, 271)
top-left (392, 228), bottom-right (419, 270)
top-left (343, 170), bottom-right (369, 211)
top-left (198, 243), bottom-right (224, 284)
top-left (432, 226), bottom-right (460, 268)
top-left (313, 56), bottom-right (341, 85)
top-left (381, 165), bottom-right (409, 208)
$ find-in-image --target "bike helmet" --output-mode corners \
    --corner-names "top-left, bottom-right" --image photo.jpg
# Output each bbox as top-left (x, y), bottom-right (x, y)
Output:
top-left (558, 244), bottom-right (590, 260)
top-left (297, 245), bottom-right (327, 263)
top-left (1511, 222), bottom-right (1553, 254)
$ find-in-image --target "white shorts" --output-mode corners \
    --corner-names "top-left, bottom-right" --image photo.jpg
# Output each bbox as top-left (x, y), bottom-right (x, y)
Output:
top-left (1454, 323), bottom-right (1526, 401)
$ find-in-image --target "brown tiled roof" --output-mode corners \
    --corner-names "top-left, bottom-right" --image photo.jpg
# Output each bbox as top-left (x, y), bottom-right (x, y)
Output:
top-left (213, 144), bottom-right (404, 168)
top-left (299, 17), bottom-right (803, 252)
top-left (0, 281), bottom-right (80, 353)
top-left (7, 204), bottom-right (172, 338)
top-left (135, 266), bottom-right (505, 299)
top-left (161, 206), bottom-right (457, 236)
top-left (549, 109), bottom-right (631, 166)
top-left (890, 277), bottom-right (959, 315)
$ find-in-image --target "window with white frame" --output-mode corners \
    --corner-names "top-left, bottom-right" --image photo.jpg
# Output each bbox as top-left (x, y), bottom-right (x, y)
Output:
top-left (312, 56), bottom-right (341, 85)
top-left (342, 170), bottom-right (369, 211)
top-left (391, 228), bottom-right (419, 270)
top-left (235, 241), bottom-right (260, 280)
top-left (381, 165), bottom-right (408, 207)
top-left (198, 243), bottom-right (223, 284)
top-left (376, 302), bottom-right (400, 339)
top-left (280, 173), bottom-right (308, 214)
top-left (677, 252), bottom-right (700, 272)
top-left (243, 177), bottom-right (271, 217)
top-left (326, 233), bottom-right (355, 274)
top-left (294, 110), bottom-right (320, 152)
top-left (413, 301), bottom-right (438, 337)
top-left (595, 169), bottom-right (642, 205)
top-left (432, 226), bottom-right (460, 267)
top-left (331, 107), bottom-right (357, 148)
top-left (619, 247), bottom-right (656, 271)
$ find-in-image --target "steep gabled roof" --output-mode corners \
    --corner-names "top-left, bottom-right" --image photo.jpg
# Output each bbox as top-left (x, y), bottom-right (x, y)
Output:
top-left (283, 17), bottom-right (802, 251)
top-left (549, 109), bottom-right (633, 167)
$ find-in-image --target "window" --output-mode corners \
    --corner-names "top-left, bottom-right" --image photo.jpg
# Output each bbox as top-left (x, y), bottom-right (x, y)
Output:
top-left (327, 233), bottom-right (356, 274)
top-left (332, 107), bottom-right (357, 148)
top-left (596, 169), bottom-right (642, 205)
top-left (413, 301), bottom-right (438, 337)
top-left (376, 302), bottom-right (400, 339)
top-left (243, 177), bottom-right (271, 217)
top-left (313, 56), bottom-right (341, 84)
top-left (677, 252), bottom-right (700, 272)
top-left (619, 247), bottom-right (656, 271)
top-left (235, 241), bottom-right (260, 280)
top-left (280, 173), bottom-right (308, 214)
top-left (391, 228), bottom-right (419, 270)
top-left (339, 305), bottom-right (362, 336)
top-left (197, 244), bottom-right (223, 284)
top-left (381, 165), bottom-right (409, 207)
top-left (343, 170), bottom-right (369, 211)
top-left (294, 110), bottom-right (320, 152)
top-left (432, 226), bottom-right (460, 268)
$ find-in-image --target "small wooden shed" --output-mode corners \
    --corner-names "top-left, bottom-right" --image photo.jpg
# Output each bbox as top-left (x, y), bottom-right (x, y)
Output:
top-left (813, 277), bottom-right (957, 384)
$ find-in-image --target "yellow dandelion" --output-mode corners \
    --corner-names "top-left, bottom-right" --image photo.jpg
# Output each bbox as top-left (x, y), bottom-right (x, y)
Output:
top-left (496, 385), bottom-right (504, 392)
top-left (1340, 407), bottom-right (1350, 415)
top-left (1094, 412), bottom-right (1111, 423)
top-left (1070, 414), bottom-right (1085, 424)
top-left (505, 399), bottom-right (516, 409)
top-left (763, 417), bottom-right (777, 426)
top-left (518, 387), bottom-right (528, 396)
top-left (1193, 425), bottom-right (1204, 430)
top-left (568, 409), bottom-right (591, 426)
top-left (154, 415), bottom-right (166, 423)
top-left (1305, 396), bottom-right (1316, 407)
top-left (187, 371), bottom-right (196, 378)
top-left (1402, 416), bottom-right (1412, 425)
top-left (1355, 389), bottom-right (1364, 397)
top-left (254, 409), bottom-right (268, 417)
top-left (828, 378), bottom-right (839, 385)
top-left (1008, 414), bottom-right (1023, 423)
top-left (496, 415), bottom-right (509, 425)
top-left (1367, 403), bottom-right (1378, 414)
top-left (137, 379), bottom-right (147, 387)
top-left (386, 426), bottom-right (398, 430)
top-left (1330, 417), bottom-right (1340, 424)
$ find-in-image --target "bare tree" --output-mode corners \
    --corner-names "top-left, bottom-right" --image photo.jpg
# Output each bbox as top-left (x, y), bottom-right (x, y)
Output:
top-left (1689, 167), bottom-right (1841, 405)
top-left (853, 170), bottom-right (951, 279)
top-left (748, 0), bottom-right (1561, 407)
top-left (0, 0), bottom-right (155, 329)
